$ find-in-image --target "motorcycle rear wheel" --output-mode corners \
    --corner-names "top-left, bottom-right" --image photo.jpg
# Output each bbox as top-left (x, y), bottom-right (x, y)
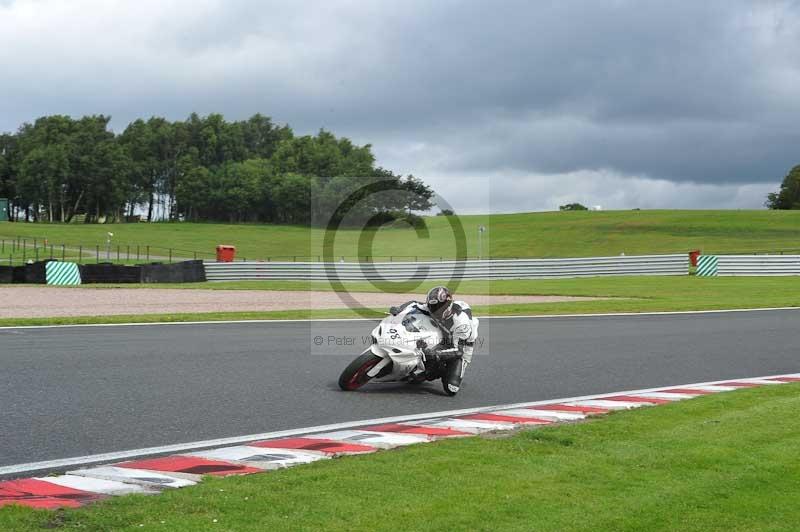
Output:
top-left (338, 353), bottom-right (383, 391)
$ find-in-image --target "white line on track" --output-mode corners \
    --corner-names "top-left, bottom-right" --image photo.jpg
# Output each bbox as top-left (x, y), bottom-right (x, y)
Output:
top-left (2, 371), bottom-right (796, 478)
top-left (0, 306), bottom-right (797, 331)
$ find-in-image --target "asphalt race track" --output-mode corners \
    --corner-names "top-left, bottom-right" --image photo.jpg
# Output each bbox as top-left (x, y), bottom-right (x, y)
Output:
top-left (1, 309), bottom-right (797, 468)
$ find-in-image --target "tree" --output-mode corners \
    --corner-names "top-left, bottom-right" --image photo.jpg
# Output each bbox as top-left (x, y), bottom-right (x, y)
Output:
top-left (120, 119), bottom-right (160, 220)
top-left (559, 203), bottom-right (588, 211)
top-left (15, 116), bottom-right (75, 221)
top-left (766, 165), bottom-right (800, 210)
top-left (401, 175), bottom-right (434, 212)
top-left (83, 140), bottom-right (132, 222)
top-left (174, 163), bottom-right (212, 222)
top-left (212, 160), bottom-right (264, 222)
top-left (69, 115), bottom-right (119, 222)
top-left (0, 133), bottom-right (18, 220)
top-left (120, 117), bottom-right (187, 221)
top-left (272, 173), bottom-right (315, 224)
top-left (240, 113), bottom-right (292, 159)
top-left (18, 145), bottom-right (71, 221)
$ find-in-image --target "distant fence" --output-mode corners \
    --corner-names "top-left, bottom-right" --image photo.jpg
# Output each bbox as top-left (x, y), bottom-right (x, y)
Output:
top-left (204, 254), bottom-right (689, 282)
top-left (0, 236), bottom-right (219, 265)
top-left (696, 255), bottom-right (800, 277)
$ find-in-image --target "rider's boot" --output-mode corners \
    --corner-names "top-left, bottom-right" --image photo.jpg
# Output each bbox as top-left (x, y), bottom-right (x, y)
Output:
top-left (444, 358), bottom-right (467, 394)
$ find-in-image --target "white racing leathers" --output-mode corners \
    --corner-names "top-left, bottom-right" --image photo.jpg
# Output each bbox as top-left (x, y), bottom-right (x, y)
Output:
top-left (395, 300), bottom-right (479, 365)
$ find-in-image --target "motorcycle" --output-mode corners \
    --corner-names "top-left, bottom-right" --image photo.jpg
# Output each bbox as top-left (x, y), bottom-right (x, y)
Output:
top-left (338, 308), bottom-right (463, 396)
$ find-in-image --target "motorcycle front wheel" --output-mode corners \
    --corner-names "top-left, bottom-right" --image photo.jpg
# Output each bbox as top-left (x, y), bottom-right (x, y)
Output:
top-left (442, 378), bottom-right (458, 396)
top-left (338, 353), bottom-right (383, 391)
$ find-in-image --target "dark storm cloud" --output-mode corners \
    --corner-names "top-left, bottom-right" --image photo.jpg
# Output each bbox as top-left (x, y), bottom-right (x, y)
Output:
top-left (310, 0), bottom-right (800, 184)
top-left (1, 0), bottom-right (798, 209)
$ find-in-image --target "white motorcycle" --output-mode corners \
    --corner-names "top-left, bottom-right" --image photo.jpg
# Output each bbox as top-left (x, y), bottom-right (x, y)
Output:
top-left (338, 308), bottom-right (463, 396)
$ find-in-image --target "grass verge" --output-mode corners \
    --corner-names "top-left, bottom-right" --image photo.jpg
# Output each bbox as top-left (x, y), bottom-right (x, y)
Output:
top-left (2, 276), bottom-right (798, 327)
top-left (3, 209), bottom-right (800, 261)
top-left (2, 384), bottom-right (799, 531)
top-left (0, 309), bottom-right (381, 327)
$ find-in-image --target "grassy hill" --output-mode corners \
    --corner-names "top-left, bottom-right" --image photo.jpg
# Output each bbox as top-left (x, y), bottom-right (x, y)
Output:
top-left (0, 210), bottom-right (798, 263)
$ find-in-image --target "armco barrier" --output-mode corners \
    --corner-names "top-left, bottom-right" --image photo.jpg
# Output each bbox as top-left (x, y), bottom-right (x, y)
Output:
top-left (204, 254), bottom-right (689, 281)
top-left (701, 255), bottom-right (800, 276)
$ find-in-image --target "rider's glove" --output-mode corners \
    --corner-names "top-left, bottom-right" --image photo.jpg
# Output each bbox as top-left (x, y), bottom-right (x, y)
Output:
top-left (422, 348), bottom-right (439, 364)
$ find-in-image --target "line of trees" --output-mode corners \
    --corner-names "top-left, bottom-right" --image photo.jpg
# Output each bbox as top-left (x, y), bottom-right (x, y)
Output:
top-left (0, 113), bottom-right (432, 225)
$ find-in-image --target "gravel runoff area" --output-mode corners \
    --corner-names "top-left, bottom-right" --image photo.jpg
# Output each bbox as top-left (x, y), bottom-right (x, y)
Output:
top-left (0, 287), bottom-right (606, 318)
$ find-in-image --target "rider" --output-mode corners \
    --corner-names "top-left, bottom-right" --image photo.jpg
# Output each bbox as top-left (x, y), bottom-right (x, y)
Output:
top-left (390, 286), bottom-right (478, 394)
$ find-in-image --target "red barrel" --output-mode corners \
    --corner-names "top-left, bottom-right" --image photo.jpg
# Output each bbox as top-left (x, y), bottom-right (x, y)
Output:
top-left (216, 245), bottom-right (236, 262)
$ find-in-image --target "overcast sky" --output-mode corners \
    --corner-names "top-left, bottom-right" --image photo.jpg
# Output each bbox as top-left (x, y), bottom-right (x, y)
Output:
top-left (1, 0), bottom-right (798, 213)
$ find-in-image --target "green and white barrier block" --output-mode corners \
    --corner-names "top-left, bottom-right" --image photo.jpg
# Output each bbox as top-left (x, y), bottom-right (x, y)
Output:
top-left (46, 261), bottom-right (82, 285)
top-left (696, 255), bottom-right (718, 277)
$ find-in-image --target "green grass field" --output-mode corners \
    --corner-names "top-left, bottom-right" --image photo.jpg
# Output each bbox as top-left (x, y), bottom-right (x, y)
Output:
top-left (2, 384), bottom-right (798, 531)
top-left (1, 210), bottom-right (799, 264)
top-left (1, 276), bottom-right (798, 327)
